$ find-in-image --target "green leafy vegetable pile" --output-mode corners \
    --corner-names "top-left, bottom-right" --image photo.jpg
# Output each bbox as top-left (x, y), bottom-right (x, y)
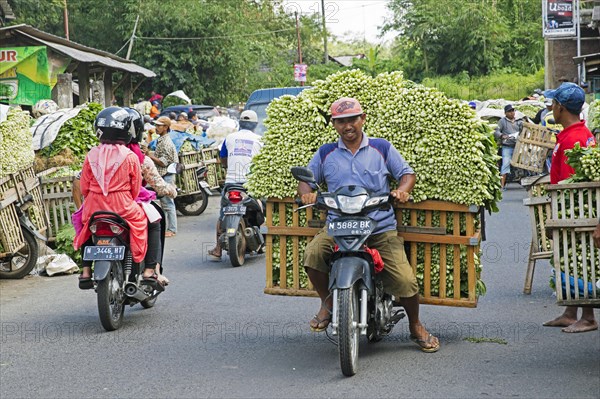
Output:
top-left (40, 102), bottom-right (103, 161)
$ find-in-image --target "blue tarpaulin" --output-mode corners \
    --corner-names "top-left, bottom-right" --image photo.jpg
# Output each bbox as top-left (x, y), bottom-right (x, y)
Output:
top-left (148, 130), bottom-right (215, 152)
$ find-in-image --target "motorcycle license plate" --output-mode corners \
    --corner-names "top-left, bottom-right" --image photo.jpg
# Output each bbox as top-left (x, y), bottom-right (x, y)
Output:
top-left (223, 206), bottom-right (246, 215)
top-left (327, 217), bottom-right (373, 236)
top-left (83, 246), bottom-right (126, 261)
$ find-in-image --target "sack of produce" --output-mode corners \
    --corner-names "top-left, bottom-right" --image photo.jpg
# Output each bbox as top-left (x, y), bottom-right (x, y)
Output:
top-left (0, 107), bottom-right (34, 178)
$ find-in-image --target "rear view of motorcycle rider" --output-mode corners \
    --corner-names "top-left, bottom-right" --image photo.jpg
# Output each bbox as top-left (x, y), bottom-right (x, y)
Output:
top-left (207, 110), bottom-right (263, 260)
top-left (74, 107), bottom-right (157, 288)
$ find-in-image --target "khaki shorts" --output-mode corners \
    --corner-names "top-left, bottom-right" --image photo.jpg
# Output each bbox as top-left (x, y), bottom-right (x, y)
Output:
top-left (304, 228), bottom-right (419, 298)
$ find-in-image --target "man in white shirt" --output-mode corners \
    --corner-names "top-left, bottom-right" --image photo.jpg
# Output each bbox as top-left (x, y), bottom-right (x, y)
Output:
top-left (208, 110), bottom-right (263, 260)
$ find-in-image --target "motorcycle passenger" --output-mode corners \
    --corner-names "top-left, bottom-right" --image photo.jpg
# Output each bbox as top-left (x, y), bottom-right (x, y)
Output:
top-left (298, 97), bottom-right (440, 353)
top-left (207, 110), bottom-right (263, 260)
top-left (74, 107), bottom-right (155, 289)
top-left (125, 108), bottom-right (178, 285)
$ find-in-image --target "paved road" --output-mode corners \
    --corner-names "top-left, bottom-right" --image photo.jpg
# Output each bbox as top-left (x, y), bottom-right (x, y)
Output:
top-left (1, 186), bottom-right (598, 398)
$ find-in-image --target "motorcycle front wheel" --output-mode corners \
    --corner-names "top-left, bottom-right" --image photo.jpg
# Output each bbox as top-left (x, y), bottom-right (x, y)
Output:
top-left (97, 262), bottom-right (125, 331)
top-left (0, 227), bottom-right (39, 279)
top-left (228, 222), bottom-right (246, 267)
top-left (338, 285), bottom-right (360, 377)
top-left (176, 192), bottom-right (209, 216)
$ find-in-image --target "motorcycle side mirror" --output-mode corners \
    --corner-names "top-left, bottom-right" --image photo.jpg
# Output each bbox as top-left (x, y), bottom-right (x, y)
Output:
top-left (290, 166), bottom-right (316, 184)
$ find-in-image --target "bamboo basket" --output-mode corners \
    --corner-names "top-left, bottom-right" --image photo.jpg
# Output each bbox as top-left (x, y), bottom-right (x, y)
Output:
top-left (264, 198), bottom-right (482, 307)
top-left (511, 122), bottom-right (555, 173)
top-left (546, 182), bottom-right (600, 307)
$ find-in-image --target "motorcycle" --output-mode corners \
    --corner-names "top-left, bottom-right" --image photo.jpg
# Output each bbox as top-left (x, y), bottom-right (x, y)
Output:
top-left (218, 184), bottom-right (265, 267)
top-left (82, 211), bottom-right (164, 331)
top-left (175, 163), bottom-right (212, 216)
top-left (291, 166), bottom-right (405, 377)
top-left (0, 193), bottom-right (45, 279)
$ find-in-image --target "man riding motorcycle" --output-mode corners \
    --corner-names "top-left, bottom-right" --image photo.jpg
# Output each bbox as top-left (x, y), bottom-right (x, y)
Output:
top-left (207, 110), bottom-right (263, 260)
top-left (298, 97), bottom-right (440, 353)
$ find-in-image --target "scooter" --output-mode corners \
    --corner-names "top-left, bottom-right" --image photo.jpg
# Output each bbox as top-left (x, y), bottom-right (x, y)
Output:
top-left (82, 211), bottom-right (164, 331)
top-left (0, 193), bottom-right (46, 279)
top-left (291, 166), bottom-right (405, 377)
top-left (219, 184), bottom-right (265, 267)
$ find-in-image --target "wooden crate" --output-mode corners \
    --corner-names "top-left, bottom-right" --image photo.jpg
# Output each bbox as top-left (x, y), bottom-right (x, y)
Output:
top-left (37, 168), bottom-right (77, 241)
top-left (511, 123), bottom-right (555, 173)
top-left (176, 151), bottom-right (203, 194)
top-left (201, 148), bottom-right (224, 189)
top-left (546, 182), bottom-right (600, 307)
top-left (0, 166), bottom-right (48, 234)
top-left (0, 203), bottom-right (25, 256)
top-left (264, 198), bottom-right (483, 307)
top-left (521, 175), bottom-right (552, 294)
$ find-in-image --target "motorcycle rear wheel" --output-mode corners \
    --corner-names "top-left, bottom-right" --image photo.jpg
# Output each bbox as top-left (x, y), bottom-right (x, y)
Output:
top-left (228, 222), bottom-right (246, 267)
top-left (97, 263), bottom-right (125, 331)
top-left (176, 191), bottom-right (209, 216)
top-left (338, 286), bottom-right (360, 377)
top-left (0, 227), bottom-right (39, 279)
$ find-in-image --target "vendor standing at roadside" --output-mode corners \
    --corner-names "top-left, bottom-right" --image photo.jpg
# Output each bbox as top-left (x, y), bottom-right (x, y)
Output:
top-left (494, 104), bottom-right (523, 190)
top-left (144, 116), bottom-right (179, 237)
top-left (542, 82), bottom-right (597, 333)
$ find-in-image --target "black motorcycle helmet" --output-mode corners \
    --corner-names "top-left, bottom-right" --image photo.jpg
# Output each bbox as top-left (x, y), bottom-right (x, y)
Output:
top-left (94, 106), bottom-right (134, 144)
top-left (124, 107), bottom-right (144, 143)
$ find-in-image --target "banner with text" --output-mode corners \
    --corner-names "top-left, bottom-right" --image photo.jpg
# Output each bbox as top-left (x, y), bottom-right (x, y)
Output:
top-left (542, 0), bottom-right (576, 38)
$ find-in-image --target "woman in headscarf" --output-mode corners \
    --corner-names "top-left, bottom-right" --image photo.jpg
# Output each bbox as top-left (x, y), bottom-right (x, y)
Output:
top-left (74, 107), bottom-right (154, 289)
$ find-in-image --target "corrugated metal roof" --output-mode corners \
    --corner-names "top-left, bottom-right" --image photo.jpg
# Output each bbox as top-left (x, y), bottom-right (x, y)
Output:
top-left (0, 24), bottom-right (155, 78)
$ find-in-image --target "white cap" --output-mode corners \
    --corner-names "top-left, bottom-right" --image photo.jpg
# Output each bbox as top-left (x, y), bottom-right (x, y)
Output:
top-left (240, 110), bottom-right (258, 122)
top-left (544, 99), bottom-right (553, 106)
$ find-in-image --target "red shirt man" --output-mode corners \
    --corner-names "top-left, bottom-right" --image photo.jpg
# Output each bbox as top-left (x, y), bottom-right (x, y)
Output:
top-left (550, 121), bottom-right (596, 183)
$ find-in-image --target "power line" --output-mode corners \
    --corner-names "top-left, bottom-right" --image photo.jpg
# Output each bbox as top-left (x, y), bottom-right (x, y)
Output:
top-left (137, 27), bottom-right (295, 41)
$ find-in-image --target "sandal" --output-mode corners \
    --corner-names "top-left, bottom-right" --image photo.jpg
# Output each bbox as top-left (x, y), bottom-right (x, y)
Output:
top-left (142, 273), bottom-right (165, 291)
top-left (165, 231), bottom-right (176, 238)
top-left (207, 248), bottom-right (222, 261)
top-left (157, 274), bottom-right (170, 286)
top-left (309, 305), bottom-right (332, 332)
top-left (410, 333), bottom-right (440, 353)
top-left (78, 276), bottom-right (94, 290)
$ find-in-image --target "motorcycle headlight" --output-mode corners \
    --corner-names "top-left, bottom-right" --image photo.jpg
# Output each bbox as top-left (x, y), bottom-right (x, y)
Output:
top-left (337, 194), bottom-right (367, 214)
top-left (323, 197), bottom-right (338, 209)
top-left (364, 196), bottom-right (388, 207)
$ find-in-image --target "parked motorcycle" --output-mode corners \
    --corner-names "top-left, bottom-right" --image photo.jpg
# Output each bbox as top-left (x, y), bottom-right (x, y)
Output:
top-left (291, 166), bottom-right (405, 377)
top-left (82, 211), bottom-right (164, 331)
top-left (175, 164), bottom-right (212, 216)
top-left (0, 193), bottom-right (45, 279)
top-left (219, 184), bottom-right (265, 267)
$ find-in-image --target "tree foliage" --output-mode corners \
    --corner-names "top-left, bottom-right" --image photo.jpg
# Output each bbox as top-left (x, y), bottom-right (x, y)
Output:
top-left (383, 0), bottom-right (543, 80)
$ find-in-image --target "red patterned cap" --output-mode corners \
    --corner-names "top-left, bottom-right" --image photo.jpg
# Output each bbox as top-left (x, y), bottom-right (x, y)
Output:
top-left (330, 97), bottom-right (364, 119)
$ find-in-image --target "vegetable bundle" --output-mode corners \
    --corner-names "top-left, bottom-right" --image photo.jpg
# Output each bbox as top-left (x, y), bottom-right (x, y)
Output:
top-left (247, 69), bottom-right (501, 210)
top-left (0, 108), bottom-right (34, 178)
top-left (564, 143), bottom-right (600, 182)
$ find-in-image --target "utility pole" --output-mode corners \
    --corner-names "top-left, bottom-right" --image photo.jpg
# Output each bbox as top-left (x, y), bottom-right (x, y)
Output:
top-left (295, 12), bottom-right (304, 86)
top-left (126, 15), bottom-right (140, 60)
top-left (63, 0), bottom-right (69, 40)
top-left (321, 0), bottom-right (328, 63)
